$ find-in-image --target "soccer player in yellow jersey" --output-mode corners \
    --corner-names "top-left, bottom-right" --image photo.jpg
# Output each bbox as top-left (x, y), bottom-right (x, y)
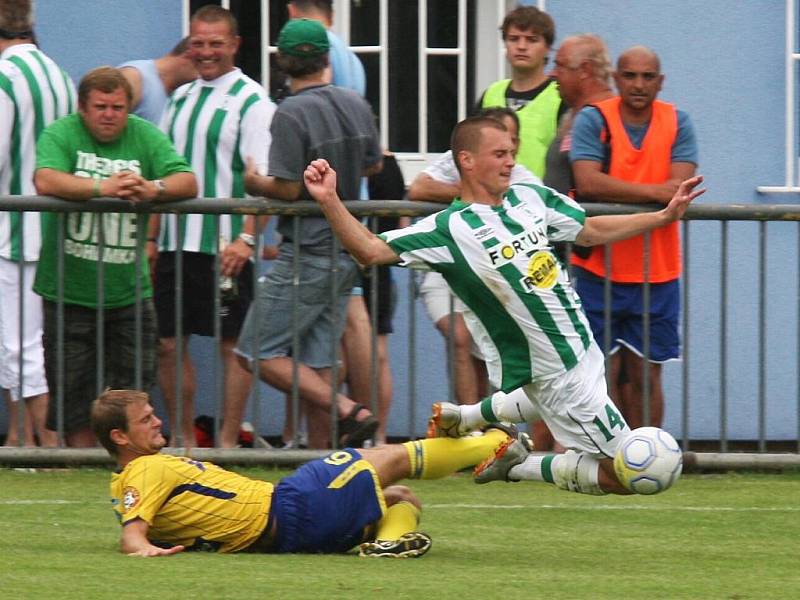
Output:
top-left (90, 389), bottom-right (524, 557)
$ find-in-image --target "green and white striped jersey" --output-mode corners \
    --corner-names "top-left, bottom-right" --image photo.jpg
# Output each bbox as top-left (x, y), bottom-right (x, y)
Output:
top-left (382, 183), bottom-right (593, 391)
top-left (160, 68), bottom-right (274, 254)
top-left (0, 44), bottom-right (76, 261)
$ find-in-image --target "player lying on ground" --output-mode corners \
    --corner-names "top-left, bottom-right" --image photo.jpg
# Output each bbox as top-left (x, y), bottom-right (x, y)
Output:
top-left (90, 389), bottom-right (521, 557)
top-left (302, 115), bottom-right (704, 497)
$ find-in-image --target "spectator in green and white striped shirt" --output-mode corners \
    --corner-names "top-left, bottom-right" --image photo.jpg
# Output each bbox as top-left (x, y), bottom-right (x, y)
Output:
top-left (0, 0), bottom-right (74, 447)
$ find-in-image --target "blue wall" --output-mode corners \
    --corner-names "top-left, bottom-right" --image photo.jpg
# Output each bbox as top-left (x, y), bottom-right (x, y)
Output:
top-left (37, 0), bottom-right (184, 81)
top-left (5, 0), bottom-right (797, 442)
top-left (546, 0), bottom-right (799, 440)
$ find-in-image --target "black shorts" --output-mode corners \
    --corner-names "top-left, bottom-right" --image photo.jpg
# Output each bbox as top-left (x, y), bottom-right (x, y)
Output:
top-left (361, 265), bottom-right (396, 335)
top-left (154, 251), bottom-right (253, 339)
top-left (43, 299), bottom-right (156, 434)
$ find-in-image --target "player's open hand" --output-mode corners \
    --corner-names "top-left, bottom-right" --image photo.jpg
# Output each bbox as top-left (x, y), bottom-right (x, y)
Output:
top-left (303, 159), bottom-right (338, 204)
top-left (128, 543), bottom-right (185, 558)
top-left (663, 175), bottom-right (705, 221)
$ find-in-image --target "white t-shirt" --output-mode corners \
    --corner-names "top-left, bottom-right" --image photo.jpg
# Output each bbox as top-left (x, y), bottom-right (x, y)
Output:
top-left (422, 150), bottom-right (542, 187)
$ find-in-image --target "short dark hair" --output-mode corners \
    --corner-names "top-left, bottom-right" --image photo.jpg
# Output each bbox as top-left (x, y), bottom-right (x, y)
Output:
top-left (288, 0), bottom-right (333, 20)
top-left (91, 389), bottom-right (150, 457)
top-left (191, 4), bottom-right (238, 37)
top-left (479, 106), bottom-right (520, 132)
top-left (500, 5), bottom-right (555, 47)
top-left (276, 52), bottom-right (329, 78)
top-left (0, 0), bottom-right (33, 35)
top-left (78, 66), bottom-right (133, 107)
top-left (170, 36), bottom-right (191, 56)
top-left (450, 116), bottom-right (507, 176)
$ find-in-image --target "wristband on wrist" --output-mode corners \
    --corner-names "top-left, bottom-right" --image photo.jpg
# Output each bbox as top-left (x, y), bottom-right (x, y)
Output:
top-left (92, 178), bottom-right (101, 198)
top-left (238, 232), bottom-right (256, 247)
top-left (147, 237), bottom-right (158, 243)
top-left (153, 179), bottom-right (166, 199)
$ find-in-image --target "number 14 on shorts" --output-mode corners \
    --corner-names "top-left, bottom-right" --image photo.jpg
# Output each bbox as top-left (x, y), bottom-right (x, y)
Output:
top-left (593, 404), bottom-right (626, 442)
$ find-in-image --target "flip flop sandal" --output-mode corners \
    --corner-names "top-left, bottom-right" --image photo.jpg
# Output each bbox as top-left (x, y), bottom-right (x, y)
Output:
top-left (338, 402), bottom-right (379, 447)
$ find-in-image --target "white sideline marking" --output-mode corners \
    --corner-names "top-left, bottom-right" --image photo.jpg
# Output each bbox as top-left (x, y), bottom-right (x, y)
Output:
top-left (427, 503), bottom-right (800, 512)
top-left (0, 500), bottom-right (102, 505)
top-left (2, 500), bottom-right (796, 512)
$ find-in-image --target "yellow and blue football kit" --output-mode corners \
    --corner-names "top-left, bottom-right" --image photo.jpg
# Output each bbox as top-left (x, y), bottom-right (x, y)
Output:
top-left (111, 454), bottom-right (273, 553)
top-left (110, 450), bottom-right (386, 554)
top-left (108, 432), bottom-right (513, 554)
top-left (270, 448), bottom-right (386, 553)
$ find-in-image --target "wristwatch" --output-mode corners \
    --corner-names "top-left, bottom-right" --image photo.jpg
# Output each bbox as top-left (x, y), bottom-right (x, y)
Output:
top-left (153, 179), bottom-right (166, 199)
top-left (238, 232), bottom-right (256, 247)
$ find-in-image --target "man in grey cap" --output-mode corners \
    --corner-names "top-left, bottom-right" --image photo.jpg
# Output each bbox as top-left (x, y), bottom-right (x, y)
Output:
top-left (239, 18), bottom-right (382, 449)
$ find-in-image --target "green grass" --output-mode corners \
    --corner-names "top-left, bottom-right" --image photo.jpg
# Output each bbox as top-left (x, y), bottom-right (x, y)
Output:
top-left (2, 468), bottom-right (799, 600)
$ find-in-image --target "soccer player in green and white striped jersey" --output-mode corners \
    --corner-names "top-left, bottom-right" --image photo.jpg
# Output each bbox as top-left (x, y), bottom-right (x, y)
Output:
top-left (155, 5), bottom-right (275, 448)
top-left (0, 0), bottom-right (75, 447)
top-left (302, 116), bottom-right (705, 497)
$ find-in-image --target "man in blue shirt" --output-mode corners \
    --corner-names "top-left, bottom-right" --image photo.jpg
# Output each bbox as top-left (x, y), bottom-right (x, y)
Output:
top-left (288, 0), bottom-right (365, 94)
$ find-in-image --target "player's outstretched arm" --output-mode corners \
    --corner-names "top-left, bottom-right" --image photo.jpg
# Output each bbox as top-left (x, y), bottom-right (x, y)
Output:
top-left (304, 159), bottom-right (400, 266)
top-left (120, 518), bottom-right (185, 557)
top-left (575, 175), bottom-right (705, 247)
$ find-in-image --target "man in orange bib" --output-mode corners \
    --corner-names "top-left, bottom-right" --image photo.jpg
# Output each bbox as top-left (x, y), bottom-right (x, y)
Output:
top-left (569, 46), bottom-right (699, 429)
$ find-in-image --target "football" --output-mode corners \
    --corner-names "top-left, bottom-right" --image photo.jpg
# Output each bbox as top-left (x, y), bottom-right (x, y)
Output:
top-left (613, 427), bottom-right (683, 495)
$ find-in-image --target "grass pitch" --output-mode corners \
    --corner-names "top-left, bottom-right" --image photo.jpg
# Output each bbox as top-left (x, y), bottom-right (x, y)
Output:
top-left (1, 467), bottom-right (798, 600)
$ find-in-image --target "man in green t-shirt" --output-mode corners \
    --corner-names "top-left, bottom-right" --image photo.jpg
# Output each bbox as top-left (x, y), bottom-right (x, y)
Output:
top-left (33, 66), bottom-right (196, 447)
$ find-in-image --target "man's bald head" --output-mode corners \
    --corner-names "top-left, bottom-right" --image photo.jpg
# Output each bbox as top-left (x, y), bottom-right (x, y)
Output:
top-left (617, 45), bottom-right (660, 73)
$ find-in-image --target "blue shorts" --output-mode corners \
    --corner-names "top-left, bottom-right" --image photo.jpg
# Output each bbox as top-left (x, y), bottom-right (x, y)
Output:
top-left (575, 273), bottom-right (680, 362)
top-left (236, 250), bottom-right (358, 368)
top-left (270, 449), bottom-right (386, 553)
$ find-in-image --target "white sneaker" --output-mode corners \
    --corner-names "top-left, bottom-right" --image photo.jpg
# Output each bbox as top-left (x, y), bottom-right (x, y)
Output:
top-left (426, 402), bottom-right (470, 438)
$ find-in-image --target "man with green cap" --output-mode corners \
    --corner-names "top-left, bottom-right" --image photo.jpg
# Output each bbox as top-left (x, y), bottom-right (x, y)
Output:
top-left (238, 18), bottom-right (382, 449)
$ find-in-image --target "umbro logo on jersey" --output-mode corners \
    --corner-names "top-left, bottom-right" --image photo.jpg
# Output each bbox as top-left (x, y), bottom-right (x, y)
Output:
top-left (473, 226), bottom-right (494, 241)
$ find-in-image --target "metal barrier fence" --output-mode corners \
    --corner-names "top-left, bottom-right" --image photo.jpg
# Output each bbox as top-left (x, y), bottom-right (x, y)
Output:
top-left (0, 195), bottom-right (799, 467)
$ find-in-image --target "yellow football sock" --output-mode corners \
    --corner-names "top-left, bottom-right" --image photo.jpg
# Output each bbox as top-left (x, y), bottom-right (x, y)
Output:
top-left (403, 429), bottom-right (509, 480)
top-left (375, 501), bottom-right (420, 541)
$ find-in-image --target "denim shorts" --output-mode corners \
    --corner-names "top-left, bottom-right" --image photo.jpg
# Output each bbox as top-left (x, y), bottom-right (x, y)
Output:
top-left (236, 251), bottom-right (358, 369)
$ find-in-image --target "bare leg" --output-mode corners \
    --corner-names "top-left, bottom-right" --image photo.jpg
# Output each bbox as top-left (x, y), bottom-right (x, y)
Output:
top-left (158, 336), bottom-right (196, 447)
top-left (435, 313), bottom-right (481, 405)
top-left (606, 351), bottom-right (623, 407)
top-left (258, 357), bottom-right (375, 447)
top-left (306, 401), bottom-right (331, 449)
top-left (531, 420), bottom-right (554, 452)
top-left (4, 396), bottom-right (34, 446)
top-left (374, 335), bottom-right (393, 444)
top-left (218, 338), bottom-right (253, 448)
top-left (360, 443), bottom-right (411, 487)
top-left (281, 395), bottom-right (309, 447)
top-left (66, 426), bottom-right (97, 448)
top-left (26, 393), bottom-right (57, 447)
top-left (341, 296), bottom-right (373, 405)
top-left (621, 348), bottom-right (664, 428)
top-left (471, 354), bottom-right (488, 400)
